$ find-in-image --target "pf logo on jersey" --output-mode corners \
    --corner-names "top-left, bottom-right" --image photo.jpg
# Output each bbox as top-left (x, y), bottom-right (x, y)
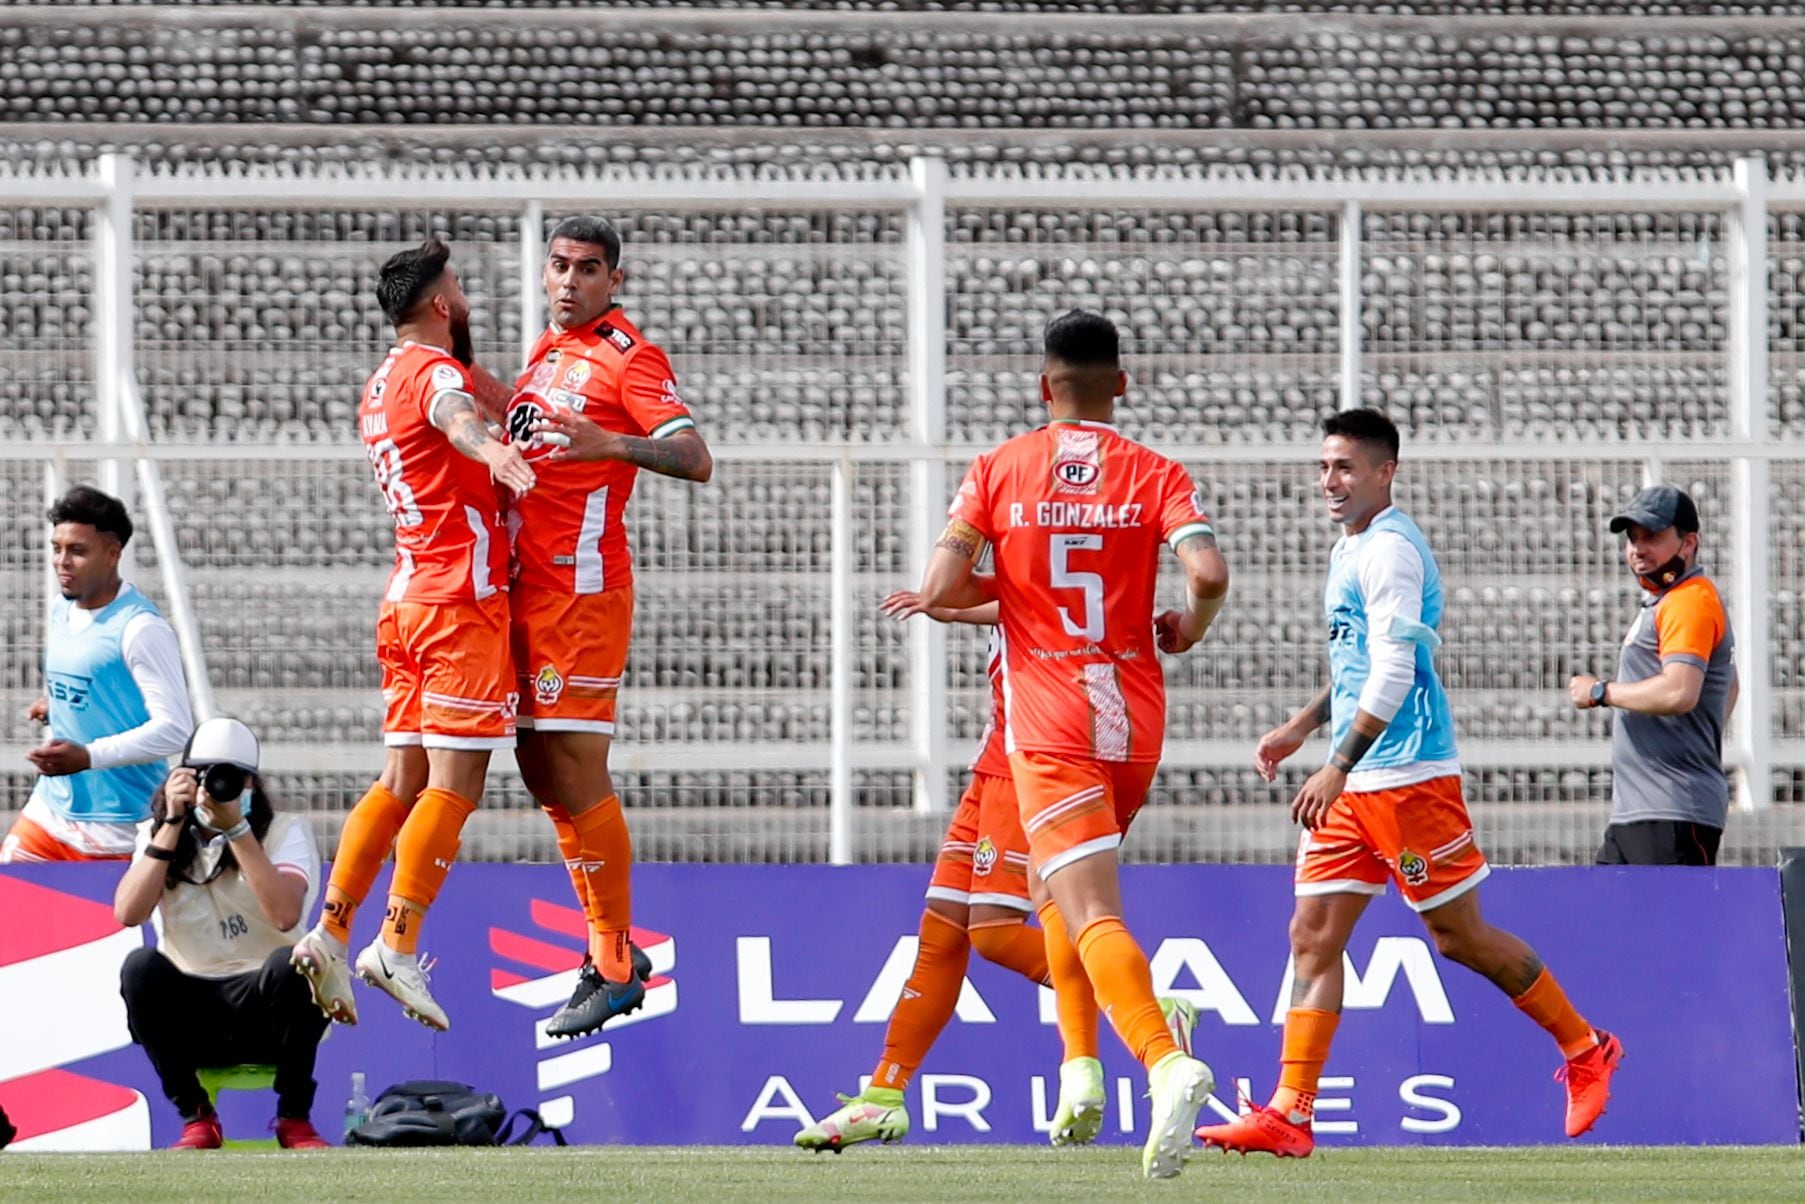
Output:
top-left (1054, 458), bottom-right (1100, 489)
top-left (972, 836), bottom-right (998, 877)
top-left (1397, 849), bottom-right (1430, 887)
top-left (1053, 428), bottom-right (1102, 495)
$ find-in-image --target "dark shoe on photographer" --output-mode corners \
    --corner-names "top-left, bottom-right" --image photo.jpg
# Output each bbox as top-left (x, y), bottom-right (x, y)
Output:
top-left (172, 1107), bottom-right (222, 1150)
top-left (273, 1117), bottom-right (330, 1150)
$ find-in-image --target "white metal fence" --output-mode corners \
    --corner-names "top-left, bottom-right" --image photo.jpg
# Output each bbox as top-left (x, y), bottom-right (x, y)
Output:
top-left (5, 154), bottom-right (1805, 865)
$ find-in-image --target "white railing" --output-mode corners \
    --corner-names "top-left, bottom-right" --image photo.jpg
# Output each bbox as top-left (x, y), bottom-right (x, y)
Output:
top-left (5, 153), bottom-right (1804, 863)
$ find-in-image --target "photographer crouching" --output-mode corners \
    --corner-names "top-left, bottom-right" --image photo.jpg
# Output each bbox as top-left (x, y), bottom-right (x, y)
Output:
top-left (113, 717), bottom-right (330, 1149)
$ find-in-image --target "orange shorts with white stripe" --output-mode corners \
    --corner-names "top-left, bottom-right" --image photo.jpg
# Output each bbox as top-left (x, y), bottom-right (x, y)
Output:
top-left (926, 771), bottom-right (1034, 912)
top-left (378, 594), bottom-right (517, 751)
top-left (511, 583), bottom-right (633, 735)
top-left (1294, 774), bottom-right (1489, 912)
top-left (1008, 750), bottom-right (1158, 881)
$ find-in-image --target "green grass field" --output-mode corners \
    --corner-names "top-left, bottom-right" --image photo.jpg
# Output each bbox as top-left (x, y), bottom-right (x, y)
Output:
top-left (4, 1145), bottom-right (1804, 1202)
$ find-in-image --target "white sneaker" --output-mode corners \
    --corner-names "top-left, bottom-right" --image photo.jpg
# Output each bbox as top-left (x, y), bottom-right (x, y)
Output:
top-left (1142, 1052), bottom-right (1213, 1180)
top-left (355, 939), bottom-right (450, 1031)
top-left (291, 927), bottom-right (358, 1025)
top-left (1048, 1056), bottom-right (1106, 1147)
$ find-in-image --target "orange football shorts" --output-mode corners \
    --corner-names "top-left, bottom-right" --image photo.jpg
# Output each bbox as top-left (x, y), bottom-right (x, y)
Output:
top-left (926, 771), bottom-right (1034, 912)
top-left (378, 594), bottom-right (517, 750)
top-left (1294, 774), bottom-right (1490, 912)
top-left (512, 584), bottom-right (633, 735)
top-left (1008, 750), bottom-right (1159, 881)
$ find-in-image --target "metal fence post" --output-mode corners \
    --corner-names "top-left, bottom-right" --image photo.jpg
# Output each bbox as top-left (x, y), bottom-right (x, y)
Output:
top-left (1339, 198), bottom-right (1362, 412)
top-left (93, 154), bottom-right (136, 548)
top-left (908, 156), bottom-right (951, 813)
top-left (519, 200), bottom-right (543, 369)
top-left (829, 455), bottom-right (856, 864)
top-left (1729, 156), bottom-right (1773, 810)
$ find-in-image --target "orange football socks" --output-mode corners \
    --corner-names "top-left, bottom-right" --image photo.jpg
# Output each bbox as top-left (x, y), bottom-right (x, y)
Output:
top-left (1513, 966), bottom-right (1597, 1059)
top-left (1270, 1008), bottom-right (1340, 1122)
top-left (542, 803), bottom-right (594, 917)
top-left (968, 917), bottom-right (1050, 985)
top-left (1074, 916), bottom-right (1177, 1070)
top-left (871, 908), bottom-right (970, 1092)
top-left (570, 795), bottom-right (634, 980)
top-left (381, 786), bottom-right (476, 956)
top-left (321, 781), bottom-right (409, 944)
top-left (1038, 900), bottom-right (1099, 1062)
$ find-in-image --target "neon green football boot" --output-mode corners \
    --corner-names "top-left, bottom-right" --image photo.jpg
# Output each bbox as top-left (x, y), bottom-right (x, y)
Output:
top-left (794, 1086), bottom-right (909, 1153)
top-left (1048, 1056), bottom-right (1106, 1147)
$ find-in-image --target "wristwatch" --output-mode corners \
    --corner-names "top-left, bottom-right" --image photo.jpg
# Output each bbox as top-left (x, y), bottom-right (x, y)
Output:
top-left (1589, 681), bottom-right (1610, 709)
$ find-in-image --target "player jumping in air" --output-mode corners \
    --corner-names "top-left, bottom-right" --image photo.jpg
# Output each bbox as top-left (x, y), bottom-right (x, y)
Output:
top-left (506, 216), bottom-right (713, 1039)
top-left (1196, 408), bottom-right (1622, 1157)
top-left (911, 310), bottom-right (1229, 1180)
top-left (292, 238), bottom-right (536, 1030)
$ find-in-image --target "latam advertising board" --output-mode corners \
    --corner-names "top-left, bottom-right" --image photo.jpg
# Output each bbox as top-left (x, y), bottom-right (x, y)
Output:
top-left (0, 864), bottom-right (1796, 1149)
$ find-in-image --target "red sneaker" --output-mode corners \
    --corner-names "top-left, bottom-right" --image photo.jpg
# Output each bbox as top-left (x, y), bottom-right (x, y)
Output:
top-left (1195, 1104), bottom-right (1315, 1158)
top-left (1557, 1029), bottom-right (1624, 1138)
top-left (273, 1117), bottom-right (331, 1149)
top-left (171, 1110), bottom-right (223, 1150)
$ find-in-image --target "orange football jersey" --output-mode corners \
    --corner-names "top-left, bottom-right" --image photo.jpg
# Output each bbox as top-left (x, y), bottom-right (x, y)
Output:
top-left (970, 628), bottom-right (1009, 777)
top-left (358, 341), bottom-right (509, 604)
top-left (948, 420), bottom-right (1215, 763)
top-left (505, 307), bottom-right (695, 594)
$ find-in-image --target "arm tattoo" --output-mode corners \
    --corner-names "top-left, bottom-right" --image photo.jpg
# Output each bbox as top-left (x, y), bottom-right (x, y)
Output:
top-left (936, 519), bottom-right (985, 561)
top-left (1330, 711), bottom-right (1388, 772)
top-left (616, 434), bottom-right (708, 480)
top-left (1174, 530), bottom-right (1219, 555)
top-left (433, 392), bottom-right (493, 460)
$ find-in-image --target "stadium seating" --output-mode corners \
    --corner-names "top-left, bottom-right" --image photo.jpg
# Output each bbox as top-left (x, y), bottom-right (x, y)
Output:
top-left (4, 5), bottom-right (1803, 862)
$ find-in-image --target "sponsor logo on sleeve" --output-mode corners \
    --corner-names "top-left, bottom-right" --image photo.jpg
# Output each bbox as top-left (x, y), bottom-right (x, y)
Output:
top-left (431, 364), bottom-right (465, 392)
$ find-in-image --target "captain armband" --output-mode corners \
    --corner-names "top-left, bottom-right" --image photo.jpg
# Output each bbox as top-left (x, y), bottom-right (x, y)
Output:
top-left (936, 519), bottom-right (987, 562)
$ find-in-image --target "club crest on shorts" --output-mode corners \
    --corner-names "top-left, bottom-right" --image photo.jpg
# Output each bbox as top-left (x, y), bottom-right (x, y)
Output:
top-left (534, 664), bottom-right (565, 706)
top-left (973, 836), bottom-right (998, 877)
top-left (1397, 848), bottom-right (1430, 887)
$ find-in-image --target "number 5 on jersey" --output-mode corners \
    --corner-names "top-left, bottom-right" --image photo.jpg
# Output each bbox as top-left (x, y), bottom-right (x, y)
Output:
top-left (1050, 532), bottom-right (1105, 641)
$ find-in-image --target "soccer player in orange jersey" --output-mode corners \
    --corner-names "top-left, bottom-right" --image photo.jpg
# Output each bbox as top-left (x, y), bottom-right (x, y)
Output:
top-left (292, 238), bottom-right (537, 1031)
top-left (1196, 409), bottom-right (1621, 1157)
top-left (500, 216), bottom-right (713, 1038)
top-left (795, 604), bottom-right (1066, 1152)
top-left (914, 309), bottom-right (1230, 1180)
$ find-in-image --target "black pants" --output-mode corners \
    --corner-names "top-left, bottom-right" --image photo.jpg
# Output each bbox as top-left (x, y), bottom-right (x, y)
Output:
top-left (1595, 820), bottom-right (1723, 867)
top-left (119, 945), bottom-right (328, 1122)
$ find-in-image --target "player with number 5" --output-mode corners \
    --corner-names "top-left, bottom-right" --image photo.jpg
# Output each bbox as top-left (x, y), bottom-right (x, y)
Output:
top-left (908, 309), bottom-right (1229, 1181)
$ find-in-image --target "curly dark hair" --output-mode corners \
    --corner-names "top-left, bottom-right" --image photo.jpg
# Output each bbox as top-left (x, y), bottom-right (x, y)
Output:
top-left (376, 236), bottom-right (453, 327)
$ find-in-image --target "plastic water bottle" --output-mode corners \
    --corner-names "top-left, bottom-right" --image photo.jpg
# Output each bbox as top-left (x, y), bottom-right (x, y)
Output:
top-left (344, 1071), bottom-right (370, 1140)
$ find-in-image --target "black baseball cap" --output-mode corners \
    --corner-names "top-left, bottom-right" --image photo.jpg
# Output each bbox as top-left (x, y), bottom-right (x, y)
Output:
top-left (1608, 484), bottom-right (1699, 535)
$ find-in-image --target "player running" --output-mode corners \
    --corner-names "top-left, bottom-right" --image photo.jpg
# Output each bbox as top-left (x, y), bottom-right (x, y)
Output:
top-left (504, 216), bottom-right (713, 1039)
top-left (797, 602), bottom-right (1130, 1152)
top-left (292, 238), bottom-right (536, 1031)
top-left (1196, 408), bottom-right (1622, 1157)
top-left (911, 310), bottom-right (1229, 1180)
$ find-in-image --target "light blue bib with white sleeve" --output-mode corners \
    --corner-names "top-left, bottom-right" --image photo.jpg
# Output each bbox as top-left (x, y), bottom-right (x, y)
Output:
top-left (34, 584), bottom-right (168, 823)
top-left (1324, 507), bottom-right (1458, 770)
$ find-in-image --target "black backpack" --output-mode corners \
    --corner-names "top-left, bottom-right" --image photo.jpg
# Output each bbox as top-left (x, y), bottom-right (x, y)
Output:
top-left (346, 1080), bottom-right (566, 1148)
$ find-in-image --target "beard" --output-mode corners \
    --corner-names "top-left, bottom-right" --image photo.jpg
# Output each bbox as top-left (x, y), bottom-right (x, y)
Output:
top-left (449, 310), bottom-right (474, 366)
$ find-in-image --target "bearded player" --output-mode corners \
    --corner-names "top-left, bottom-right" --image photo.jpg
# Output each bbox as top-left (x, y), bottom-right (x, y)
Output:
top-left (1196, 408), bottom-right (1621, 1157)
top-left (915, 310), bottom-right (1229, 1180)
top-left (503, 216), bottom-right (713, 1038)
top-left (292, 237), bottom-right (536, 1030)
